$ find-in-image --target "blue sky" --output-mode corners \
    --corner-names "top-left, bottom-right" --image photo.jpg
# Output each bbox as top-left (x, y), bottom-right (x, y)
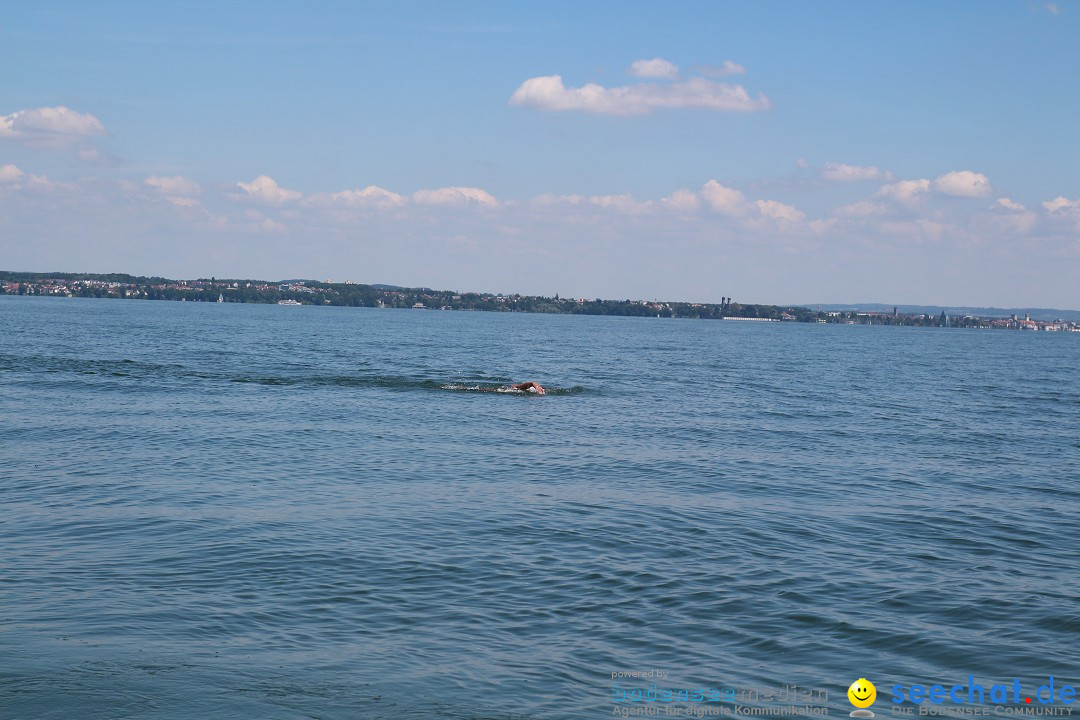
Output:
top-left (2, 1), bottom-right (1079, 307)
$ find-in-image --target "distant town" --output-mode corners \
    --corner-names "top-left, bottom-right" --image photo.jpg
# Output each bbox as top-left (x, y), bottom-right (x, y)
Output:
top-left (2, 271), bottom-right (1078, 331)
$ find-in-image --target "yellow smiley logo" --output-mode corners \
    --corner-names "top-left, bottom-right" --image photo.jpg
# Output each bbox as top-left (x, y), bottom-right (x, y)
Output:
top-left (848, 678), bottom-right (877, 708)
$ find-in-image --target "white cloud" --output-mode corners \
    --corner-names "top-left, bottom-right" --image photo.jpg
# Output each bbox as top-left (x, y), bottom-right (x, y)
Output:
top-left (10, 169), bottom-right (1080, 307)
top-left (19, 173), bottom-right (71, 194)
top-left (661, 188), bottom-right (701, 211)
top-left (822, 162), bottom-right (890, 181)
top-left (0, 163), bottom-right (25, 183)
top-left (700, 180), bottom-right (749, 215)
top-left (1042, 196), bottom-right (1080, 212)
top-left (1044, 3), bottom-right (1061, 15)
top-left (628, 58), bottom-right (679, 79)
top-left (235, 175), bottom-right (301, 205)
top-left (509, 75), bottom-right (770, 115)
top-left (1041, 197), bottom-right (1080, 234)
top-left (530, 193), bottom-right (648, 214)
top-left (829, 173), bottom-right (1063, 247)
top-left (237, 209), bottom-right (287, 233)
top-left (329, 185), bottom-right (407, 208)
top-left (986, 198), bottom-right (1039, 235)
top-left (588, 193), bottom-right (651, 213)
top-left (876, 178), bottom-right (932, 203)
top-left (994, 197), bottom-right (1026, 211)
top-left (531, 193), bottom-right (586, 207)
top-left (699, 60), bottom-right (746, 77)
top-left (755, 199), bottom-right (805, 223)
top-left (0, 106), bottom-right (106, 147)
top-left (528, 184), bottom-right (812, 231)
top-left (833, 178), bottom-right (930, 216)
top-left (145, 175), bottom-right (201, 198)
top-left (809, 218), bottom-right (837, 234)
top-left (837, 172), bottom-right (991, 219)
top-left (933, 170), bottom-right (991, 198)
top-left (412, 186), bottom-right (498, 207)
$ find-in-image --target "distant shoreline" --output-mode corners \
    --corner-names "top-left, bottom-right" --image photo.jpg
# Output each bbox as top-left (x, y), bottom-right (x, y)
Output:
top-left (2, 270), bottom-right (1078, 330)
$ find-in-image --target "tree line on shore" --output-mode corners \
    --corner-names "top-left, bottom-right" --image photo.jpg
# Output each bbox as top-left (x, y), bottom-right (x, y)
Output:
top-left (0, 270), bottom-right (1007, 326)
top-left (1, 270), bottom-right (822, 320)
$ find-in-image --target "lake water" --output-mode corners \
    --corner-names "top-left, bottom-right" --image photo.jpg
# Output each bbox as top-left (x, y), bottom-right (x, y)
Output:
top-left (2, 296), bottom-right (1078, 719)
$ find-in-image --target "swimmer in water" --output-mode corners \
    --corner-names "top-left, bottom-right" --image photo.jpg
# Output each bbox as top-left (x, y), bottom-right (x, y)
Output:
top-left (510, 381), bottom-right (545, 395)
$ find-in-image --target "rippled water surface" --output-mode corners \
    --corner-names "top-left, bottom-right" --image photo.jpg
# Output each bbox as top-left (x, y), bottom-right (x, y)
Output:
top-left (2, 296), bottom-right (1079, 719)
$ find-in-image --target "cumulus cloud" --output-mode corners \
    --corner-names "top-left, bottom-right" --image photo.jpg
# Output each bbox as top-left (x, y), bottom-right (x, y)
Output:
top-left (661, 188), bottom-right (701, 211)
top-left (412, 186), bottom-right (498, 207)
top-left (699, 60), bottom-right (746, 77)
top-left (232, 209), bottom-right (288, 233)
top-left (509, 75), bottom-right (770, 115)
top-left (1041, 196), bottom-right (1080, 234)
top-left (671, 180), bottom-right (809, 227)
top-left (328, 185), bottom-right (407, 208)
top-left (834, 178), bottom-right (929, 216)
top-left (15, 169), bottom-right (1080, 303)
top-left (528, 182), bottom-right (813, 231)
top-left (822, 162), bottom-right (890, 181)
top-left (877, 178), bottom-right (932, 203)
top-left (986, 200), bottom-right (1038, 235)
top-left (235, 175), bottom-right (301, 205)
top-left (0, 163), bottom-right (25, 183)
top-left (531, 193), bottom-right (645, 213)
top-left (994, 197), bottom-right (1026, 211)
top-left (530, 193), bottom-right (586, 207)
top-left (0, 171), bottom-right (72, 194)
top-left (933, 170), bottom-right (991, 198)
top-left (701, 180), bottom-right (749, 215)
top-left (838, 172), bottom-right (992, 218)
top-left (145, 175), bottom-right (201, 198)
top-left (755, 199), bottom-right (805, 223)
top-left (835, 172), bottom-right (992, 218)
top-left (588, 193), bottom-right (651, 213)
top-left (0, 106), bottom-right (106, 148)
top-left (1042, 196), bottom-right (1080, 212)
top-left (166, 197), bottom-right (199, 207)
top-left (628, 58), bottom-right (679, 79)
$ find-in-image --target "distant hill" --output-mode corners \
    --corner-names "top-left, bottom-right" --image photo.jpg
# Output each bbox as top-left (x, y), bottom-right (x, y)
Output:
top-left (369, 283), bottom-right (433, 292)
top-left (807, 303), bottom-right (1080, 322)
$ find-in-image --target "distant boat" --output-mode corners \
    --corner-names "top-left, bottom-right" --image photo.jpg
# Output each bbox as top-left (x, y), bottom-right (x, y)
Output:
top-left (278, 299), bottom-right (301, 306)
top-left (217, 293), bottom-right (224, 303)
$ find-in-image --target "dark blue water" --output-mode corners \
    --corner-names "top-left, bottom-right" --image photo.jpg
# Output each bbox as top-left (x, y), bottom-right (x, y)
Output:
top-left (3, 296), bottom-right (1079, 719)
